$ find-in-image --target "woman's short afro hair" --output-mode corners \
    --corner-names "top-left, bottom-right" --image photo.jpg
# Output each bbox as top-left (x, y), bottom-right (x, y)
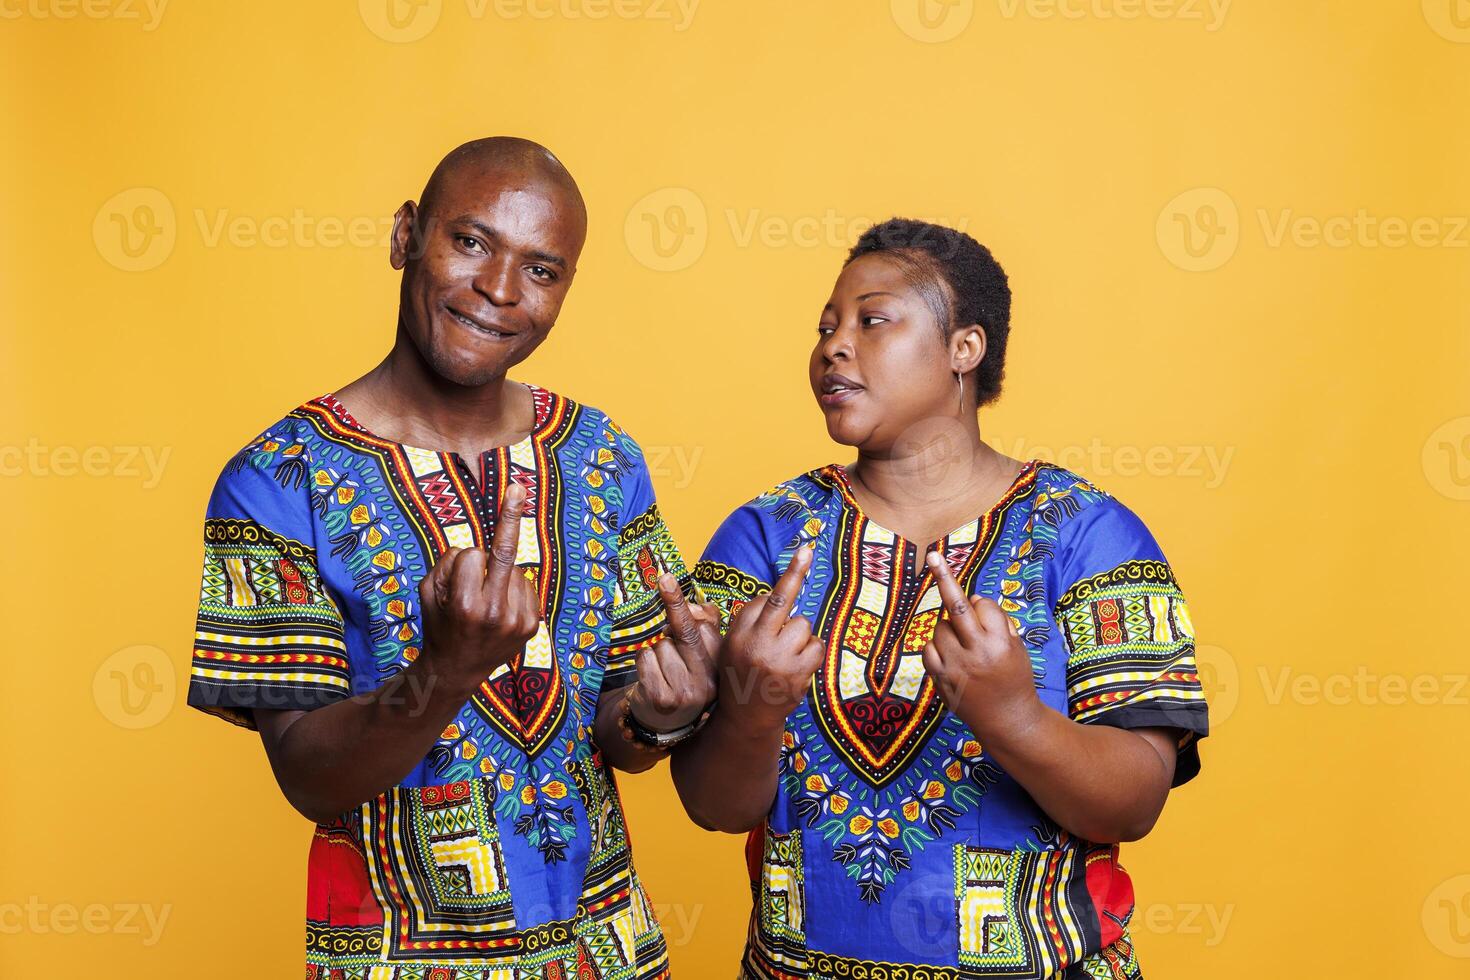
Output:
top-left (846, 217), bottom-right (1012, 407)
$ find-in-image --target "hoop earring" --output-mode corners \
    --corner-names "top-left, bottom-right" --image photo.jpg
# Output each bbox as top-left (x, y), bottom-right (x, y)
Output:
top-left (955, 371), bottom-right (964, 412)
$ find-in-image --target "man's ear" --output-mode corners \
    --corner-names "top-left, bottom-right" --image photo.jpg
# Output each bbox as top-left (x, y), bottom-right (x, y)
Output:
top-left (950, 323), bottom-right (987, 376)
top-left (389, 201), bottom-right (417, 270)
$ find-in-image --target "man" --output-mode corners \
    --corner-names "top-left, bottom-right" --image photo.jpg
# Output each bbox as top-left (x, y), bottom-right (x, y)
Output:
top-left (188, 137), bottom-right (718, 978)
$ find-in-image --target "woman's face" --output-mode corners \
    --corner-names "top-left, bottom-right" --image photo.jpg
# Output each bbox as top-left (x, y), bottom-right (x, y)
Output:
top-left (810, 253), bottom-right (962, 453)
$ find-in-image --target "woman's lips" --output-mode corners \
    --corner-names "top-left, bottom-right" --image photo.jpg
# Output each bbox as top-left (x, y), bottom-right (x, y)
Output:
top-left (818, 376), bottom-right (863, 407)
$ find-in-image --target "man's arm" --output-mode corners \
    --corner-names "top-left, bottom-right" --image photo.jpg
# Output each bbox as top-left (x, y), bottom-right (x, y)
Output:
top-left (594, 572), bottom-right (720, 774)
top-left (255, 485), bottom-right (541, 822)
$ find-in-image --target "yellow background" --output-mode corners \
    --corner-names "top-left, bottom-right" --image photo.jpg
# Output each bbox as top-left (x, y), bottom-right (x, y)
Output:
top-left (3, 1), bottom-right (1469, 975)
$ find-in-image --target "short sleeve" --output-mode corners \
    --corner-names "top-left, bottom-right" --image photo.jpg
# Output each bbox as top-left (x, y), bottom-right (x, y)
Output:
top-left (604, 432), bottom-right (697, 692)
top-left (1048, 497), bottom-right (1209, 785)
top-left (187, 438), bottom-right (350, 730)
top-left (693, 505), bottom-right (776, 631)
top-left (694, 481), bottom-right (821, 632)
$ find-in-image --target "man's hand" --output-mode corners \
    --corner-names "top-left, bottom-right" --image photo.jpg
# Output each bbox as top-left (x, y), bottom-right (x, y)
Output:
top-left (921, 548), bottom-right (1044, 743)
top-left (720, 545), bottom-right (823, 729)
top-left (626, 573), bottom-right (721, 732)
top-left (418, 482), bottom-right (541, 693)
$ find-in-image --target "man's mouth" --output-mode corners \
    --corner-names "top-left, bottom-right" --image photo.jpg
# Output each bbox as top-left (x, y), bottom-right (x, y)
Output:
top-left (446, 306), bottom-right (516, 340)
top-left (819, 373), bottom-right (864, 406)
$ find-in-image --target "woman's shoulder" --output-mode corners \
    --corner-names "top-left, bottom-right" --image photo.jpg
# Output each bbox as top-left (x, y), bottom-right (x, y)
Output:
top-left (1025, 460), bottom-right (1163, 543)
top-left (726, 464), bottom-right (845, 526)
top-left (704, 465), bottom-right (842, 555)
top-left (1026, 461), bottom-right (1173, 580)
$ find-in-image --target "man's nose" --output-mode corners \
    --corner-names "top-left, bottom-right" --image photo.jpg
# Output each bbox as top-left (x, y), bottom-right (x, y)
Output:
top-left (476, 256), bottom-right (521, 307)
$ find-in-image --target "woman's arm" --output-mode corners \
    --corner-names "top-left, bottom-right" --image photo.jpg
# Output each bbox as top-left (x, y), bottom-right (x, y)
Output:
top-left (921, 550), bottom-right (1177, 843)
top-left (670, 547), bottom-right (822, 833)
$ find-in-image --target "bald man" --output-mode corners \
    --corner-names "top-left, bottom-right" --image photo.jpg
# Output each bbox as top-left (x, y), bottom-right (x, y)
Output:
top-left (187, 138), bottom-right (716, 978)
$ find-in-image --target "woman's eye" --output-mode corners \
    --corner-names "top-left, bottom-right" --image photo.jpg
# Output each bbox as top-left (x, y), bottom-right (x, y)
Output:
top-left (860, 314), bottom-right (888, 327)
top-left (817, 324), bottom-right (836, 336)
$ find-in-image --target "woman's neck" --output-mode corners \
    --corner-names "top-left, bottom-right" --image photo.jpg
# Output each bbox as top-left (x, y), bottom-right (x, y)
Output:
top-left (847, 419), bottom-right (1023, 549)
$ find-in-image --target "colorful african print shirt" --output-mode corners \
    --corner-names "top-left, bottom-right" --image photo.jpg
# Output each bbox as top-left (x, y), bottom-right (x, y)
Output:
top-left (188, 385), bottom-right (694, 980)
top-left (694, 461), bottom-right (1209, 980)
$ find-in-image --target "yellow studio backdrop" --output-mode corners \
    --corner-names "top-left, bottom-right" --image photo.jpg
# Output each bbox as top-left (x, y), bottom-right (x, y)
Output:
top-left (2, 1), bottom-right (1468, 976)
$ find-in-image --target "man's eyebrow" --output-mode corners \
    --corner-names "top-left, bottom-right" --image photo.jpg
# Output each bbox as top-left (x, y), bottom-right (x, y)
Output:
top-left (524, 248), bottom-right (567, 270)
top-left (451, 216), bottom-right (568, 269)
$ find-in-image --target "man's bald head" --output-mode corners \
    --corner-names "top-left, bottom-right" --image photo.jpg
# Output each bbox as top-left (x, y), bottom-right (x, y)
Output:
top-left (388, 137), bottom-right (589, 388)
top-left (418, 137), bottom-right (587, 231)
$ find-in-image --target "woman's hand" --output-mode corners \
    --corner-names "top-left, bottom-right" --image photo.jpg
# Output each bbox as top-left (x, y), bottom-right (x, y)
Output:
top-left (921, 548), bottom-right (1045, 745)
top-left (720, 545), bottom-right (823, 729)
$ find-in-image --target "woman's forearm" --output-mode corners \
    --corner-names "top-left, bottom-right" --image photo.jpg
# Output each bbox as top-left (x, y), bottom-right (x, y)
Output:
top-left (974, 702), bottom-right (1176, 843)
top-left (670, 706), bottom-right (785, 833)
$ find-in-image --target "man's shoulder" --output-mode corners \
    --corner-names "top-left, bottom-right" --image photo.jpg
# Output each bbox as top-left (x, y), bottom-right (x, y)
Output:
top-left (213, 395), bottom-right (331, 485)
top-left (534, 384), bottom-right (650, 460)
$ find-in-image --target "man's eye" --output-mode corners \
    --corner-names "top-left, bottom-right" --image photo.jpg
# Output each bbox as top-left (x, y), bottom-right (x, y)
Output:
top-left (817, 324), bottom-right (836, 335)
top-left (456, 235), bottom-right (485, 253)
top-left (528, 265), bottom-right (555, 281)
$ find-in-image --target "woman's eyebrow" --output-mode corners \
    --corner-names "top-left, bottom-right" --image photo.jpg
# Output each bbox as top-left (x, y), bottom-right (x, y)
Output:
top-left (856, 291), bottom-right (899, 301)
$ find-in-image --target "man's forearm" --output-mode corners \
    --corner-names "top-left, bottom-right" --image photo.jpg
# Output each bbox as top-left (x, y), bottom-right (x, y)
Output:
top-left (258, 660), bottom-right (481, 823)
top-left (592, 685), bottom-right (668, 774)
top-left (670, 707), bottom-right (784, 833)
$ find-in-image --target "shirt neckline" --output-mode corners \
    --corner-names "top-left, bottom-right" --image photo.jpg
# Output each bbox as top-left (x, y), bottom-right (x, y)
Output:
top-left (823, 458), bottom-right (1043, 556)
top-left (312, 382), bottom-right (555, 460)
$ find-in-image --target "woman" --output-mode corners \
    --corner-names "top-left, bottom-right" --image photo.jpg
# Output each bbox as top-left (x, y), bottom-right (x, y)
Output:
top-left (672, 219), bottom-right (1209, 979)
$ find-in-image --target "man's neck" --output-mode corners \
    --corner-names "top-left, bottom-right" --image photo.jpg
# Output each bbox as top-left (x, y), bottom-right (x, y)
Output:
top-left (334, 335), bottom-right (536, 458)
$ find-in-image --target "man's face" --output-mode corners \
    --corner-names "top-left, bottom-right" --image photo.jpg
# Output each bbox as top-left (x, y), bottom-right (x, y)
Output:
top-left (390, 168), bottom-right (586, 387)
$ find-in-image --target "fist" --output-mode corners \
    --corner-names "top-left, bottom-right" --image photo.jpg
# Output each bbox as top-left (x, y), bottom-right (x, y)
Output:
top-left (920, 549), bottom-right (1043, 741)
top-left (418, 483), bottom-right (541, 688)
top-left (720, 545), bottom-right (824, 729)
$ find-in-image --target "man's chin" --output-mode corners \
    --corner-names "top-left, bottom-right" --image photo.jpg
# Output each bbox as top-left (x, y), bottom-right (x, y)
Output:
top-left (426, 345), bottom-right (519, 388)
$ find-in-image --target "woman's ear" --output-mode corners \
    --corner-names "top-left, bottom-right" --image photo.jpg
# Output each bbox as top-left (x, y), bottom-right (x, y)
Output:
top-left (950, 323), bottom-right (987, 376)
